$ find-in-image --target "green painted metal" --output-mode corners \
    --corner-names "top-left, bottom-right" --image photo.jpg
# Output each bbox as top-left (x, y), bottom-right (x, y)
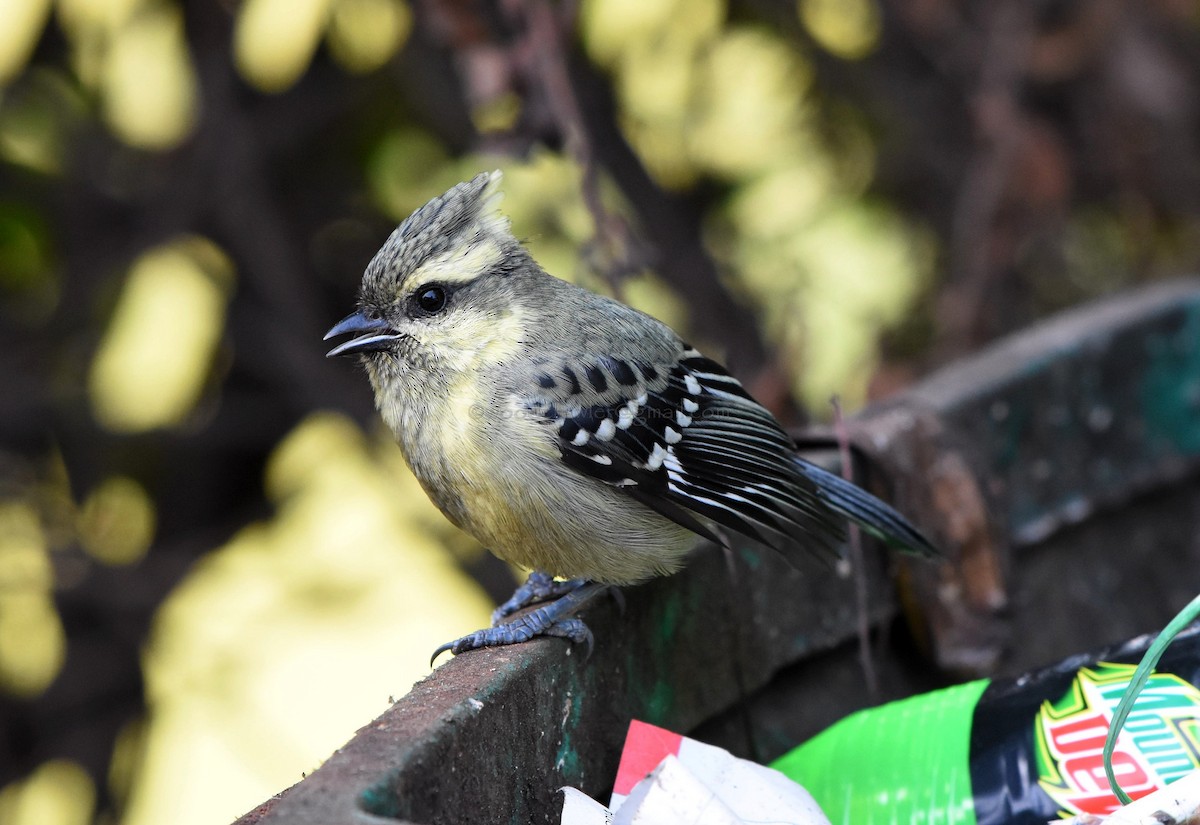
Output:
top-left (906, 279), bottom-right (1200, 546)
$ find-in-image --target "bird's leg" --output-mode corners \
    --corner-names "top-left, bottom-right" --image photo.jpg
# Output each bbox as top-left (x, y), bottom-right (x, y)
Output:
top-left (491, 570), bottom-right (589, 625)
top-left (432, 581), bottom-right (604, 663)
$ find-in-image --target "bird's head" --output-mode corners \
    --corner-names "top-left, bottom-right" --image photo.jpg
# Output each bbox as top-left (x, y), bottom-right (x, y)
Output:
top-left (325, 171), bottom-right (535, 384)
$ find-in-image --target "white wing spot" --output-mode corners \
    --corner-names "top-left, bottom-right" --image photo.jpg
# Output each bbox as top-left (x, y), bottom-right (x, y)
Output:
top-left (617, 406), bottom-right (635, 429)
top-left (646, 442), bottom-right (666, 471)
top-left (571, 429), bottom-right (590, 447)
top-left (683, 374), bottom-right (701, 395)
top-left (676, 411), bottom-right (692, 427)
top-left (588, 454), bottom-right (613, 465)
top-left (596, 418), bottom-right (617, 441)
top-left (682, 398), bottom-right (699, 413)
top-left (664, 426), bottom-right (682, 444)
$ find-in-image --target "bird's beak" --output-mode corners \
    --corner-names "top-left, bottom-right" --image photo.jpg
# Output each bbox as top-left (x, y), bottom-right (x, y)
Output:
top-left (324, 311), bottom-right (401, 357)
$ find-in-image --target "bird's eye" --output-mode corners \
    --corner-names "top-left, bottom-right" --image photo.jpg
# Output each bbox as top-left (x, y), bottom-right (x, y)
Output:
top-left (412, 284), bottom-right (448, 316)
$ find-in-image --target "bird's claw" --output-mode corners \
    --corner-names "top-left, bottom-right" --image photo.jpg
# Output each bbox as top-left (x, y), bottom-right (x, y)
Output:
top-left (429, 639), bottom-right (458, 665)
top-left (430, 613), bottom-right (594, 665)
top-left (539, 618), bottom-right (594, 659)
top-left (432, 581), bottom-right (603, 664)
top-left (491, 572), bottom-right (588, 624)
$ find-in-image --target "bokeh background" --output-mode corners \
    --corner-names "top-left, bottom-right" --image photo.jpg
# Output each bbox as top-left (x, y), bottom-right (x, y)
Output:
top-left (3, 0), bottom-right (1200, 823)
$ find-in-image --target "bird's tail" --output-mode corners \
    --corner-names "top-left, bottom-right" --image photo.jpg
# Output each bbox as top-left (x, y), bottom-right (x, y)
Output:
top-left (795, 458), bottom-right (940, 558)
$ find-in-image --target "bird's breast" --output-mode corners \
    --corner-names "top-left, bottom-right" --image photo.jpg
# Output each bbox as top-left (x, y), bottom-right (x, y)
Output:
top-left (385, 379), bottom-right (697, 582)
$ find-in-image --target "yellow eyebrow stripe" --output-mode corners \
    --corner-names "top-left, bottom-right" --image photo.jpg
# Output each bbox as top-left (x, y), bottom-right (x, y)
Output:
top-left (405, 237), bottom-right (504, 287)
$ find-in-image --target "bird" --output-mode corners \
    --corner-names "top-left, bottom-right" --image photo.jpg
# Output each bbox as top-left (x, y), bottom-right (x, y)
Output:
top-left (324, 171), bottom-right (938, 661)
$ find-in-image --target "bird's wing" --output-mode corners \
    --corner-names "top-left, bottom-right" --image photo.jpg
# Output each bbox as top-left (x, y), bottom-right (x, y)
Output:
top-left (521, 347), bottom-right (845, 557)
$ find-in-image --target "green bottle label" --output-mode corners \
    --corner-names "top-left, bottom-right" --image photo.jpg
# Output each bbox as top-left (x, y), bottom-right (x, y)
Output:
top-left (772, 678), bottom-right (989, 824)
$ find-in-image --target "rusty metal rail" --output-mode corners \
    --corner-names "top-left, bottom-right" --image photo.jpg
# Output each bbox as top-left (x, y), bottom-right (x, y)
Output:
top-left (235, 278), bottom-right (1200, 825)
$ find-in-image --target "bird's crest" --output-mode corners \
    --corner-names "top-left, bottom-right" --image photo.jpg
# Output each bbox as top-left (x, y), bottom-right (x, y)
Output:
top-left (361, 171), bottom-right (511, 299)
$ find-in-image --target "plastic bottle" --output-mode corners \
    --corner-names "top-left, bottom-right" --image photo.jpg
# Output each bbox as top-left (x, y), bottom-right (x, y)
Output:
top-left (772, 626), bottom-right (1200, 824)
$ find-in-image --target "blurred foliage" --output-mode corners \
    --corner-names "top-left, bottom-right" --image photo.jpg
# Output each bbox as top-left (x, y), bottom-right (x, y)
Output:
top-left (0, 759), bottom-right (93, 825)
top-left (88, 236), bottom-right (234, 433)
top-left (0, 498), bottom-right (65, 697)
top-left (2, 0), bottom-right (1200, 823)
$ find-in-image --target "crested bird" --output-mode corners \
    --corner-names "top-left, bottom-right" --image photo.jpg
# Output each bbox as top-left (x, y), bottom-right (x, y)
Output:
top-left (325, 172), bottom-right (937, 660)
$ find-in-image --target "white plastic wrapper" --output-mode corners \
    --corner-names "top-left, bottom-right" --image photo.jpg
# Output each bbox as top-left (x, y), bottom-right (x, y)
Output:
top-left (560, 720), bottom-right (830, 825)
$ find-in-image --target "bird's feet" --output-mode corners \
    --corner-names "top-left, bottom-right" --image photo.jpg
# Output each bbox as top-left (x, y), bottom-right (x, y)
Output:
top-left (491, 571), bottom-right (589, 624)
top-left (431, 580), bottom-right (603, 664)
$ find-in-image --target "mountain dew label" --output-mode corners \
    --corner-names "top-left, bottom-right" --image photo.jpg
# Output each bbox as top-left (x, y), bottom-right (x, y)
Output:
top-left (773, 626), bottom-right (1200, 825)
top-left (1034, 663), bottom-right (1200, 817)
